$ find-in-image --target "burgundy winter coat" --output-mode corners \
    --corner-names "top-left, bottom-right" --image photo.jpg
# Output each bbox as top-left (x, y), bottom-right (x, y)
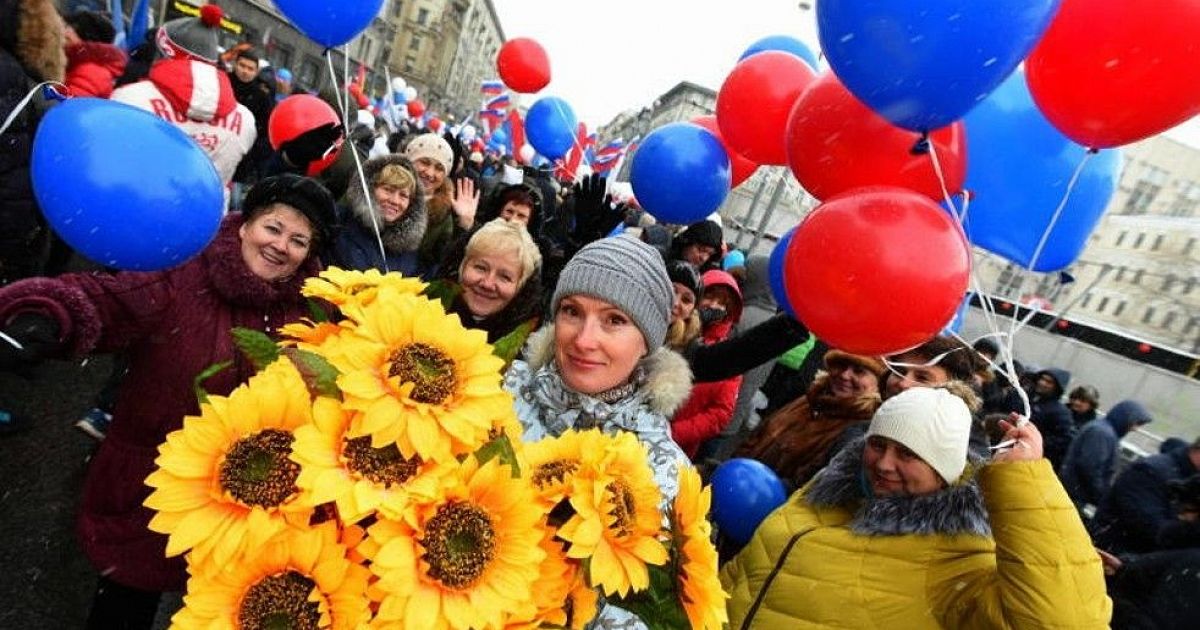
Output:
top-left (0, 215), bottom-right (320, 592)
top-left (64, 41), bottom-right (126, 98)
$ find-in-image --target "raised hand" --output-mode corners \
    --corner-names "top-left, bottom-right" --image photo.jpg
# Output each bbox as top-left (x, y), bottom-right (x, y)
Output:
top-left (991, 413), bottom-right (1045, 463)
top-left (451, 177), bottom-right (481, 229)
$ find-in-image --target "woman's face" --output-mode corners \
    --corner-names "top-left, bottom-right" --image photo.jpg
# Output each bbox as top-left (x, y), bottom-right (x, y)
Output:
top-left (682, 243), bottom-right (716, 267)
top-left (554, 294), bottom-right (648, 396)
top-left (499, 201), bottom-right (533, 225)
top-left (862, 435), bottom-right (944, 497)
top-left (670, 282), bottom-right (697, 324)
top-left (374, 183), bottom-right (412, 223)
top-left (827, 362), bottom-right (880, 399)
top-left (460, 250), bottom-right (522, 318)
top-left (239, 205), bottom-right (313, 282)
top-left (883, 352), bottom-right (950, 399)
top-left (413, 157), bottom-right (446, 196)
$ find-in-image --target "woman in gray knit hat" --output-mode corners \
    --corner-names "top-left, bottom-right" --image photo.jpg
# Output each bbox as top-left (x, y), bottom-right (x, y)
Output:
top-left (503, 234), bottom-right (694, 627)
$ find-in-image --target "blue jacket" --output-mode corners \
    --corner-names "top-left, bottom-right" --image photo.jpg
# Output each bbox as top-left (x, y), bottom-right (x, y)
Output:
top-left (329, 154), bottom-right (428, 278)
top-left (1060, 401), bottom-right (1151, 508)
top-left (1094, 445), bottom-right (1200, 553)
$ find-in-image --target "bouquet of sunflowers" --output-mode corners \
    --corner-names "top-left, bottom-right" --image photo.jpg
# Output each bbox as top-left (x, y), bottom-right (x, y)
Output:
top-left (143, 268), bottom-right (727, 629)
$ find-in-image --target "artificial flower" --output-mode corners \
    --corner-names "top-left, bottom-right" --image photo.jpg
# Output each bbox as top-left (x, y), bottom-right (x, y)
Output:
top-left (301, 266), bottom-right (425, 308)
top-left (672, 466), bottom-right (728, 630)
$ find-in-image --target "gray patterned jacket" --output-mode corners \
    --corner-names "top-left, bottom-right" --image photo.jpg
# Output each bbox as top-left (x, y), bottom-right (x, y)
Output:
top-left (504, 325), bottom-right (694, 630)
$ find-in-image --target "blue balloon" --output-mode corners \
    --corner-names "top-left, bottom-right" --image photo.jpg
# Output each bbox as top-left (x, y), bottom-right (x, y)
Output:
top-left (525, 96), bottom-right (577, 160)
top-left (710, 458), bottom-right (788, 545)
top-left (962, 73), bottom-right (1121, 272)
top-left (275, 0), bottom-right (385, 48)
top-left (722, 249), bottom-right (746, 270)
top-left (31, 99), bottom-right (223, 271)
top-left (739, 35), bottom-right (819, 69)
top-left (818, 0), bottom-right (1061, 131)
top-left (768, 227), bottom-right (798, 318)
top-left (630, 123), bottom-right (731, 225)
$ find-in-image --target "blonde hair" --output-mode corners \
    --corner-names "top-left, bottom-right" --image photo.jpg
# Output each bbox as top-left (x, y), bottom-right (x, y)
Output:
top-left (375, 164), bottom-right (415, 194)
top-left (460, 218), bottom-right (542, 288)
top-left (665, 310), bottom-right (702, 352)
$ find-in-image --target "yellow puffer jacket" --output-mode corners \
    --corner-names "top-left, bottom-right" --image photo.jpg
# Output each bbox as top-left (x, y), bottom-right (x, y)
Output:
top-left (721, 441), bottom-right (1111, 629)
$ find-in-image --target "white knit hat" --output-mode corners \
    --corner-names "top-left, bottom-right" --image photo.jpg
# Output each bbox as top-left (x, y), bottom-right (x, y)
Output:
top-left (404, 133), bottom-right (454, 173)
top-left (867, 387), bottom-right (972, 484)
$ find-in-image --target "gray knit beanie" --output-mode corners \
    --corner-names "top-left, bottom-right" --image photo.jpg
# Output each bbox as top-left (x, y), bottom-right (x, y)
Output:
top-left (553, 235), bottom-right (673, 351)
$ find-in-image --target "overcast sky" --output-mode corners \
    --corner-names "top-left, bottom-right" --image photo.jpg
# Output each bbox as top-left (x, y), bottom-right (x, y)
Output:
top-left (490, 0), bottom-right (1200, 148)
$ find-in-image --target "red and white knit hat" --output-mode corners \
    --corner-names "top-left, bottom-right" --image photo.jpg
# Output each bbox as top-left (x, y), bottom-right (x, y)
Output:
top-left (156, 4), bottom-right (224, 65)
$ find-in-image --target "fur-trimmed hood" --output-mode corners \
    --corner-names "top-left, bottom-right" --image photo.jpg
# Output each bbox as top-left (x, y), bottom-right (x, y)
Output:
top-left (1, 0), bottom-right (65, 82)
top-left (343, 153), bottom-right (427, 254)
top-left (805, 436), bottom-right (991, 537)
top-left (518, 324), bottom-right (692, 417)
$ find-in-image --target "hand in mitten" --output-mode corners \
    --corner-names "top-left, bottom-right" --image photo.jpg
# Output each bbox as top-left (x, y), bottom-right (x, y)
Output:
top-left (0, 312), bottom-right (61, 373)
top-left (280, 123), bottom-right (344, 170)
top-left (568, 173), bottom-right (626, 247)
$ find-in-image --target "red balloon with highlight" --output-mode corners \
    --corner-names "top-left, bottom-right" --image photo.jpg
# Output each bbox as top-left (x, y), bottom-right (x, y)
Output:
top-left (497, 37), bottom-right (551, 93)
top-left (717, 51), bottom-right (815, 165)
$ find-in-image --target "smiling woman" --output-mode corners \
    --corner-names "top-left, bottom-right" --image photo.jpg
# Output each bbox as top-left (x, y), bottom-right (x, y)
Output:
top-left (0, 174), bottom-right (336, 627)
top-left (331, 154), bottom-right (429, 277)
top-left (446, 218), bottom-right (544, 345)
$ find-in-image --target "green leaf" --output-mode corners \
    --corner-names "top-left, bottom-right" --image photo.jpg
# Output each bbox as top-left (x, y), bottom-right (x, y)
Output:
top-left (231, 327), bottom-right (280, 371)
top-left (422, 279), bottom-right (462, 310)
top-left (283, 348), bottom-right (342, 399)
top-left (306, 297), bottom-right (331, 323)
top-left (193, 360), bottom-right (233, 406)
top-left (474, 433), bottom-right (521, 477)
top-left (491, 318), bottom-right (535, 366)
top-left (610, 564), bottom-right (690, 630)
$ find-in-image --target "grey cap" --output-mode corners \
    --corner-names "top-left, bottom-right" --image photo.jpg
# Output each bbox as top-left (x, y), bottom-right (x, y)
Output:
top-left (553, 235), bottom-right (673, 351)
top-left (156, 5), bottom-right (224, 64)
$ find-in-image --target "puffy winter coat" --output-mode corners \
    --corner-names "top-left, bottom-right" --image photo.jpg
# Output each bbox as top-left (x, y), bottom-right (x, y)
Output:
top-left (1060, 400), bottom-right (1152, 508)
top-left (64, 40), bottom-right (125, 98)
top-left (0, 216), bottom-right (320, 591)
top-left (1094, 446), bottom-right (1200, 554)
top-left (331, 154), bottom-right (427, 277)
top-left (721, 439), bottom-right (1111, 629)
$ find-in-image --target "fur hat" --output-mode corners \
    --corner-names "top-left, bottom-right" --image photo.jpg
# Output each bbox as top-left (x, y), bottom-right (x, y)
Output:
top-left (156, 4), bottom-right (224, 64)
top-left (553, 235), bottom-right (673, 351)
top-left (824, 349), bottom-right (888, 379)
top-left (867, 387), bottom-right (973, 485)
top-left (242, 175), bottom-right (337, 247)
top-left (404, 133), bottom-right (454, 173)
top-left (1, 0), bottom-right (66, 82)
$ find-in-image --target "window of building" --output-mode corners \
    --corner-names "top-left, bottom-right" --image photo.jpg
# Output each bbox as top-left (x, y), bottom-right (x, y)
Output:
top-left (1169, 180), bottom-right (1200, 217)
top-left (1185, 316), bottom-right (1199, 336)
top-left (1123, 165), bottom-right (1168, 214)
top-left (1098, 297), bottom-right (1110, 313)
top-left (392, 0), bottom-right (404, 19)
top-left (1080, 293), bottom-right (1092, 309)
top-left (1114, 266), bottom-right (1125, 282)
top-left (1142, 306), bottom-right (1156, 324)
top-left (271, 45), bottom-right (293, 73)
top-left (417, 7), bottom-right (429, 25)
top-left (1185, 278), bottom-right (1196, 296)
top-left (1115, 231), bottom-right (1127, 246)
top-left (298, 57), bottom-right (320, 91)
top-left (1161, 311), bottom-right (1177, 330)
top-left (1152, 234), bottom-right (1165, 251)
top-left (1132, 269), bottom-right (1145, 285)
top-left (1133, 232), bottom-right (1146, 248)
top-left (1185, 237), bottom-right (1196, 256)
top-left (409, 35), bottom-right (421, 50)
top-left (404, 56), bottom-right (416, 73)
top-left (1163, 274), bottom-right (1177, 291)
top-left (1114, 301), bottom-right (1127, 316)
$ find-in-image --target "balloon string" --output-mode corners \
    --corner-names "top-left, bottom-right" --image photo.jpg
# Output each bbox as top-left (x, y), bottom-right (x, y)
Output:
top-left (0, 81), bottom-right (68, 137)
top-left (325, 50), bottom-right (389, 272)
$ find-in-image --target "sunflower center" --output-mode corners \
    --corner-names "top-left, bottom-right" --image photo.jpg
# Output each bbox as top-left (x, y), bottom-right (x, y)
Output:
top-left (606, 480), bottom-right (637, 537)
top-left (388, 343), bottom-right (456, 404)
top-left (220, 430), bottom-right (300, 508)
top-left (420, 501), bottom-right (496, 589)
top-left (238, 570), bottom-right (320, 630)
top-left (343, 436), bottom-right (422, 487)
top-left (531, 459), bottom-right (579, 489)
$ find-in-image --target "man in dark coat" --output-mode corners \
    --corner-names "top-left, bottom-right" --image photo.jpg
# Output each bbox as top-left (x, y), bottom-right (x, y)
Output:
top-left (1094, 436), bottom-right (1200, 554)
top-left (1059, 400), bottom-right (1152, 512)
top-left (1028, 367), bottom-right (1075, 468)
top-left (229, 49), bottom-right (275, 185)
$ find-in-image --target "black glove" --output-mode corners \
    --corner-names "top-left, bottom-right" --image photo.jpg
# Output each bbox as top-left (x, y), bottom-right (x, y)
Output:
top-left (0, 312), bottom-right (61, 373)
top-left (568, 174), bottom-right (626, 248)
top-left (280, 123), bottom-right (345, 170)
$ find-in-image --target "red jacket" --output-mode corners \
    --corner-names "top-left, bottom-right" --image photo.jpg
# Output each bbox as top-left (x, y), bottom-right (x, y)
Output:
top-left (0, 216), bottom-right (320, 591)
top-left (64, 41), bottom-right (126, 98)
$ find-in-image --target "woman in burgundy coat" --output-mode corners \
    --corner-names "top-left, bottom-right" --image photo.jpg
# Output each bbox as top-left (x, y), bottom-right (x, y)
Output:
top-left (0, 174), bottom-right (336, 629)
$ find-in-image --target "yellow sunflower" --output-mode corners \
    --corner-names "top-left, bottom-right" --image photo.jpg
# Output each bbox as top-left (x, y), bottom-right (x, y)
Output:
top-left (501, 532), bottom-right (598, 630)
top-left (291, 397), bottom-right (452, 524)
top-left (333, 290), bottom-right (510, 462)
top-left (171, 522), bottom-right (371, 630)
top-left (556, 431), bottom-right (668, 598)
top-left (144, 359), bottom-right (314, 572)
top-left (365, 457), bottom-right (548, 630)
top-left (301, 266), bottom-right (426, 307)
top-left (279, 318), bottom-right (351, 351)
top-left (521, 429), bottom-right (603, 510)
top-left (672, 466), bottom-right (728, 630)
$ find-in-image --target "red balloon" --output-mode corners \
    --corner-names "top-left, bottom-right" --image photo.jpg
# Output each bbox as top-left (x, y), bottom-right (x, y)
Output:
top-left (406, 99), bottom-right (425, 118)
top-left (717, 51), bottom-right (815, 165)
top-left (428, 117), bottom-right (443, 132)
top-left (1056, 319), bottom-right (1070, 330)
top-left (1137, 343), bottom-right (1152, 354)
top-left (1026, 0), bottom-right (1200, 148)
top-left (691, 115), bottom-right (758, 188)
top-left (268, 94), bottom-right (343, 176)
top-left (497, 37), bottom-right (551, 93)
top-left (786, 72), bottom-right (967, 202)
top-left (784, 187), bottom-right (971, 355)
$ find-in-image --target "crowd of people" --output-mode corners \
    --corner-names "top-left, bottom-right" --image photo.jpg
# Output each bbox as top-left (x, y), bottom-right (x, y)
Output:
top-left (2, 1), bottom-right (1197, 628)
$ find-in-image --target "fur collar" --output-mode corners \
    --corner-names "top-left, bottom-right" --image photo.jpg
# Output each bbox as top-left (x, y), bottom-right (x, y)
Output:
top-left (806, 373), bottom-right (883, 420)
top-left (344, 154), bottom-right (428, 254)
top-left (9, 0), bottom-right (65, 82)
top-left (202, 215), bottom-right (320, 309)
top-left (805, 436), bottom-right (991, 537)
top-left (521, 325), bottom-right (693, 417)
